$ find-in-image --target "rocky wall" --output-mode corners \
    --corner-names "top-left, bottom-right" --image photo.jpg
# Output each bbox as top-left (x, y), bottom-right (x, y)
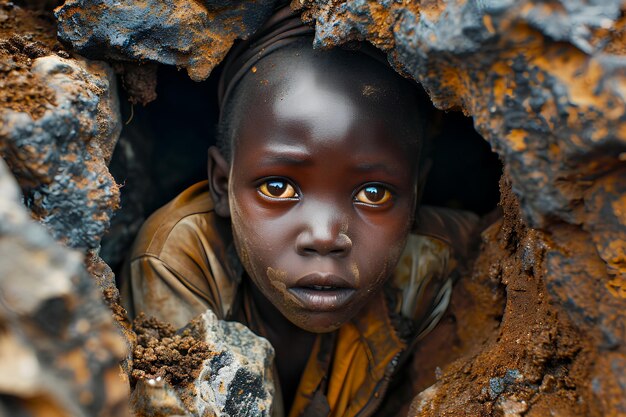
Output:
top-left (1, 0), bottom-right (626, 416)
top-left (0, 3), bottom-right (280, 416)
top-left (0, 156), bottom-right (129, 416)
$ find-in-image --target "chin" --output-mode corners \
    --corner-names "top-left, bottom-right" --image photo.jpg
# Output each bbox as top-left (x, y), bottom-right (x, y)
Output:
top-left (286, 311), bottom-right (350, 334)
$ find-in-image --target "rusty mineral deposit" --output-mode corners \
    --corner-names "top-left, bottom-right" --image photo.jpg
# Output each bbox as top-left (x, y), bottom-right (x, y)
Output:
top-left (55, 0), bottom-right (280, 81)
top-left (1, 0), bottom-right (626, 416)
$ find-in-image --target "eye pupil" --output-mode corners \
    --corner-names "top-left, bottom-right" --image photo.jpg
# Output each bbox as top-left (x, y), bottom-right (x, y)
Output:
top-left (364, 186), bottom-right (384, 202)
top-left (267, 181), bottom-right (286, 196)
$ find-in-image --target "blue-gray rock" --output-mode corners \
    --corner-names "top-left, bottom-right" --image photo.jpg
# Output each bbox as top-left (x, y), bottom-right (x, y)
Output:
top-left (0, 157), bottom-right (130, 417)
top-left (0, 54), bottom-right (121, 249)
top-left (130, 308), bottom-right (275, 417)
top-left (55, 0), bottom-right (279, 81)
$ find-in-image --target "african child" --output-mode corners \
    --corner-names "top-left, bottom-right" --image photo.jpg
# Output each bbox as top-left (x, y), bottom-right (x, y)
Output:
top-left (122, 6), bottom-right (478, 417)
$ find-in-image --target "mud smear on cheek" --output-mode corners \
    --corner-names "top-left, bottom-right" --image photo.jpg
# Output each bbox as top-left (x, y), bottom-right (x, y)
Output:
top-left (267, 267), bottom-right (304, 308)
top-left (351, 261), bottom-right (360, 287)
top-left (228, 192), bottom-right (261, 273)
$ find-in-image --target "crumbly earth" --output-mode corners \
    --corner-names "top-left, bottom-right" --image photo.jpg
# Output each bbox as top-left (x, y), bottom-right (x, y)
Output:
top-left (112, 62), bottom-right (159, 106)
top-left (407, 178), bottom-right (598, 416)
top-left (0, 0), bottom-right (65, 118)
top-left (131, 313), bottom-right (212, 387)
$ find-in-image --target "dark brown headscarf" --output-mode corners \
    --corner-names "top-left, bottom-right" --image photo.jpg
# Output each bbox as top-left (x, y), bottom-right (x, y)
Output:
top-left (217, 5), bottom-right (314, 118)
top-left (217, 5), bottom-right (392, 121)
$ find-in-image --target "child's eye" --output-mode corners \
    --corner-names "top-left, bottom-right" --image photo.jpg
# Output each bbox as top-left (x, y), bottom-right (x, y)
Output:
top-left (258, 180), bottom-right (299, 199)
top-left (354, 185), bottom-right (392, 205)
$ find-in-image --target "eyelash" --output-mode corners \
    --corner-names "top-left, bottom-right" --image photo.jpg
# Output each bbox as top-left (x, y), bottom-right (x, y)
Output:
top-left (256, 178), bottom-right (395, 206)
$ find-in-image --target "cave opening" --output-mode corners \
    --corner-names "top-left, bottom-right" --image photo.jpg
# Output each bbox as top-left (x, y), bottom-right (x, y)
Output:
top-left (102, 64), bottom-right (503, 278)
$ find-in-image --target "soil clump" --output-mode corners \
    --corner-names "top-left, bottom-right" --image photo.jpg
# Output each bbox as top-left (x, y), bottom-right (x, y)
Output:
top-left (131, 313), bottom-right (212, 387)
top-left (0, 1), bottom-right (67, 119)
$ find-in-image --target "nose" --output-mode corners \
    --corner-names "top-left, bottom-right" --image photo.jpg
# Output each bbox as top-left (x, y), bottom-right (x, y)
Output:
top-left (295, 210), bottom-right (352, 257)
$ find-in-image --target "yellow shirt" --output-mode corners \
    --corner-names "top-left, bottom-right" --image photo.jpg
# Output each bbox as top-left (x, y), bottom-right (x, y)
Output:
top-left (122, 181), bottom-right (478, 417)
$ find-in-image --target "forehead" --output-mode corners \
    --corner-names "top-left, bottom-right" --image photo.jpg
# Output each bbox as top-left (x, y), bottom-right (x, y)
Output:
top-left (230, 42), bottom-right (423, 159)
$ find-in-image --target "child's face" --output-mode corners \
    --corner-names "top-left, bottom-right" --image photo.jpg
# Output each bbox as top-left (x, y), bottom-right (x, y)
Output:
top-left (222, 54), bottom-right (421, 333)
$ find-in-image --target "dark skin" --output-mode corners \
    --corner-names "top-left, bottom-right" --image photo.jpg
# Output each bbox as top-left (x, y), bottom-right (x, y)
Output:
top-left (208, 43), bottom-right (425, 411)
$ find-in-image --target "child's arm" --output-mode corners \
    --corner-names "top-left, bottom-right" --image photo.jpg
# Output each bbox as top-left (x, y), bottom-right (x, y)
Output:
top-left (122, 253), bottom-right (221, 328)
top-left (119, 182), bottom-right (239, 329)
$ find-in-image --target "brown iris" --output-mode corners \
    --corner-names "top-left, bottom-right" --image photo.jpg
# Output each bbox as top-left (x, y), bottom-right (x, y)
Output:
top-left (355, 185), bottom-right (391, 205)
top-left (259, 180), bottom-right (298, 199)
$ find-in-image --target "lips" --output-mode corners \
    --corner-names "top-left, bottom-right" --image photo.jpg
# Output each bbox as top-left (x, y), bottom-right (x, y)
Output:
top-left (288, 273), bottom-right (356, 311)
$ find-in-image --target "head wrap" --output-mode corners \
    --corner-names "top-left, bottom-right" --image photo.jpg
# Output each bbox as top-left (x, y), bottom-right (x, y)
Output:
top-left (217, 5), bottom-right (314, 118)
top-left (217, 5), bottom-right (391, 120)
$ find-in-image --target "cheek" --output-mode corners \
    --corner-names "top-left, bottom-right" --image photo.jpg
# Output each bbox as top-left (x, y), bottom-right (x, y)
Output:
top-left (355, 209), bottom-right (413, 289)
top-left (229, 191), bottom-right (261, 277)
top-left (229, 189), bottom-right (292, 284)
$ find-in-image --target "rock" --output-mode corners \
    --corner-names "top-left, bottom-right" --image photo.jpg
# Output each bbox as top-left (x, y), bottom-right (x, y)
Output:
top-left (0, 51), bottom-right (121, 250)
top-left (130, 309), bottom-right (276, 417)
top-left (0, 156), bottom-right (130, 417)
top-left (55, 0), bottom-right (280, 81)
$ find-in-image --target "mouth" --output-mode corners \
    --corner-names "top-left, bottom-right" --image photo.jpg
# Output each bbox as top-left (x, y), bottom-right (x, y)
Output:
top-left (288, 273), bottom-right (356, 311)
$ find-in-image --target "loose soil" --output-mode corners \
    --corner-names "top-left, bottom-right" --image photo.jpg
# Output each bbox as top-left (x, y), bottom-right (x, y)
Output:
top-left (408, 177), bottom-right (595, 416)
top-left (112, 62), bottom-right (159, 106)
top-left (131, 313), bottom-right (211, 387)
top-left (0, 0), bottom-right (66, 119)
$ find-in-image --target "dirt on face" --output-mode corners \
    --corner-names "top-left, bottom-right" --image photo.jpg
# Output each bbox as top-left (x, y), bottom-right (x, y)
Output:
top-left (131, 313), bottom-right (212, 387)
top-left (0, 1), bottom-right (66, 119)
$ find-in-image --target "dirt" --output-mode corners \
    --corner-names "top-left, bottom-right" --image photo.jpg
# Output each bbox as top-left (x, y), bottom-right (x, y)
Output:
top-left (0, 1), bottom-right (67, 119)
top-left (131, 313), bottom-right (212, 387)
top-left (408, 177), bottom-right (596, 416)
top-left (112, 62), bottom-right (159, 106)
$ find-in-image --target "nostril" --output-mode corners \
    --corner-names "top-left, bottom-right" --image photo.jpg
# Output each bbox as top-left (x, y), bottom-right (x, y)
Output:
top-left (296, 229), bottom-right (352, 256)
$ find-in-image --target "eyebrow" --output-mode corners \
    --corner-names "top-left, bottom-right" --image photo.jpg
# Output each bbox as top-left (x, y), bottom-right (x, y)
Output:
top-left (351, 162), bottom-right (398, 176)
top-left (256, 145), bottom-right (313, 167)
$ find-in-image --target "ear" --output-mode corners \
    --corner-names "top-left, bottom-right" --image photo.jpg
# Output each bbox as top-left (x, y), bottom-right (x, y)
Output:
top-left (207, 146), bottom-right (231, 218)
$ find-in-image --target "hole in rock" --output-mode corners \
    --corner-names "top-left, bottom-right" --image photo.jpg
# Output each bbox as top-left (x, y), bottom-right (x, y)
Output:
top-left (103, 64), bottom-right (502, 281)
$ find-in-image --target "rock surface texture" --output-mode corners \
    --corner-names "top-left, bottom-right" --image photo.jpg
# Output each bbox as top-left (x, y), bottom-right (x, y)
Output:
top-left (130, 310), bottom-right (275, 417)
top-left (0, 2), bottom-right (121, 250)
top-left (55, 0), bottom-right (280, 81)
top-left (0, 157), bottom-right (130, 417)
top-left (3, 0), bottom-right (626, 416)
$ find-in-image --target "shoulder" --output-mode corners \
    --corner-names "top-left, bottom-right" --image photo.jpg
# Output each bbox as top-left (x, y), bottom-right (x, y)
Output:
top-left (123, 181), bottom-right (239, 322)
top-left (392, 206), bottom-right (481, 336)
top-left (130, 181), bottom-right (218, 261)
